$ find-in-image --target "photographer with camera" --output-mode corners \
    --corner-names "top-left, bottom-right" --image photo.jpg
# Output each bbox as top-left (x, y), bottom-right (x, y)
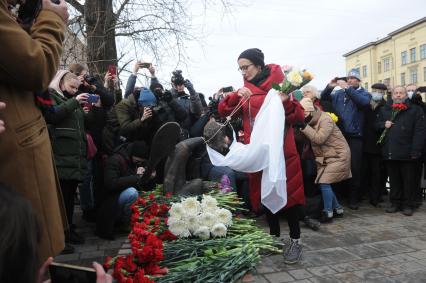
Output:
top-left (0, 0), bottom-right (69, 261)
top-left (116, 61), bottom-right (187, 142)
top-left (150, 69), bottom-right (203, 138)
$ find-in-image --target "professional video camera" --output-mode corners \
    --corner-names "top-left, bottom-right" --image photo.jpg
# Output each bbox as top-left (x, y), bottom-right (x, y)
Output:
top-left (171, 70), bottom-right (185, 86)
top-left (16, 0), bottom-right (60, 27)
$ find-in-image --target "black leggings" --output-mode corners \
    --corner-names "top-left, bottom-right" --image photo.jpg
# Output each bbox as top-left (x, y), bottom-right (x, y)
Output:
top-left (266, 204), bottom-right (301, 239)
top-left (60, 179), bottom-right (79, 227)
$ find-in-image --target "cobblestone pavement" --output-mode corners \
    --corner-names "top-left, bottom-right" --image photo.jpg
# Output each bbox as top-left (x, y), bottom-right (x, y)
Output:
top-left (252, 201), bottom-right (426, 283)
top-left (56, 201), bottom-right (426, 283)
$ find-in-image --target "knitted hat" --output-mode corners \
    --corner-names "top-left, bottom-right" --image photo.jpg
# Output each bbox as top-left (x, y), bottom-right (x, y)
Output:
top-left (347, 68), bottom-right (361, 81)
top-left (138, 88), bottom-right (157, 107)
top-left (299, 98), bottom-right (315, 112)
top-left (238, 48), bottom-right (265, 68)
top-left (130, 141), bottom-right (149, 159)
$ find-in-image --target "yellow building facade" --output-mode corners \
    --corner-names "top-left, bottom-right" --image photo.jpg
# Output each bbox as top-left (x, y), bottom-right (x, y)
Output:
top-left (343, 17), bottom-right (426, 91)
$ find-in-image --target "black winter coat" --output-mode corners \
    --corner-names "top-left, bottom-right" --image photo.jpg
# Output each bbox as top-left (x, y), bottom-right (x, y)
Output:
top-left (375, 100), bottom-right (426, 160)
top-left (363, 101), bottom-right (385, 154)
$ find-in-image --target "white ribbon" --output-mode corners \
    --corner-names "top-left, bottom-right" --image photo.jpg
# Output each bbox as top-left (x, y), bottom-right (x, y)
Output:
top-left (207, 89), bottom-right (287, 213)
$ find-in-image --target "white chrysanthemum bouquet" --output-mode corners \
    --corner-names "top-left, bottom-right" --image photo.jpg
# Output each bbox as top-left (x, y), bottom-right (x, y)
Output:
top-left (272, 65), bottom-right (313, 95)
top-left (167, 195), bottom-right (233, 239)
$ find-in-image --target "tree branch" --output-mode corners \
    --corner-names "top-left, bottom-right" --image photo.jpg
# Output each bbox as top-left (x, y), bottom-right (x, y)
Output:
top-left (65, 0), bottom-right (84, 15)
top-left (115, 0), bottom-right (131, 20)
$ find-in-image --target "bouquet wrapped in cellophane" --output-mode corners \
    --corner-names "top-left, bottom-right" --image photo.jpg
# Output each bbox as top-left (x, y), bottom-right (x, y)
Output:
top-left (272, 65), bottom-right (313, 95)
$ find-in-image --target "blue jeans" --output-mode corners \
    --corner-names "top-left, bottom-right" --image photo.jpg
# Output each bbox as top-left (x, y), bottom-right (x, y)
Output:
top-left (319, 184), bottom-right (341, 213)
top-left (118, 187), bottom-right (138, 220)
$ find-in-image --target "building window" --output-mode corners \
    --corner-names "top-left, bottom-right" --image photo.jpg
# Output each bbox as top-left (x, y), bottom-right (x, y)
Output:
top-left (364, 82), bottom-right (368, 90)
top-left (410, 68), bottom-right (418, 84)
top-left (424, 67), bottom-right (426, 82)
top-left (410, 47), bottom-right (416, 63)
top-left (377, 62), bottom-right (381, 73)
top-left (401, 73), bottom-right (405, 86)
top-left (362, 65), bottom-right (367, 77)
top-left (421, 44), bottom-right (426, 60)
top-left (401, 51), bottom-right (407, 65)
top-left (383, 58), bottom-right (390, 72)
top-left (384, 78), bottom-right (390, 86)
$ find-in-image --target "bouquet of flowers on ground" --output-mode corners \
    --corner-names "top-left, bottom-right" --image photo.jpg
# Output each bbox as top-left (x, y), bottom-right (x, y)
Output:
top-left (377, 103), bottom-right (408, 145)
top-left (167, 195), bottom-right (233, 239)
top-left (272, 65), bottom-right (313, 95)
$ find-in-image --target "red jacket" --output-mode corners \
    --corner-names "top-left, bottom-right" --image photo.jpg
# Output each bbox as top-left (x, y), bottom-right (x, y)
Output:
top-left (218, 64), bottom-right (305, 212)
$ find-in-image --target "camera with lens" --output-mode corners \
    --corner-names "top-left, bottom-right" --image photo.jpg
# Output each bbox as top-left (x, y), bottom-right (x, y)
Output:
top-left (83, 74), bottom-right (97, 85)
top-left (171, 70), bottom-right (185, 86)
top-left (208, 96), bottom-right (222, 121)
top-left (17, 0), bottom-right (60, 27)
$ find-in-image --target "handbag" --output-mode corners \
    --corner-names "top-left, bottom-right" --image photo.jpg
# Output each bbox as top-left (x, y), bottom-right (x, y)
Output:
top-left (86, 133), bottom-right (98, 160)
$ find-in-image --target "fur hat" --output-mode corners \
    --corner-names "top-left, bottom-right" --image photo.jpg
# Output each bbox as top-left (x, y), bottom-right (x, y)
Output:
top-left (299, 97), bottom-right (315, 112)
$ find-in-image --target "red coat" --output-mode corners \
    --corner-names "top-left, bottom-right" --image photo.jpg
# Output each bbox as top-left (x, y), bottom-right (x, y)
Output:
top-left (218, 64), bottom-right (305, 212)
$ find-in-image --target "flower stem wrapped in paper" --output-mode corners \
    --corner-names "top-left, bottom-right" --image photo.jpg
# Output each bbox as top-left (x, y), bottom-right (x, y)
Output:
top-left (272, 65), bottom-right (313, 95)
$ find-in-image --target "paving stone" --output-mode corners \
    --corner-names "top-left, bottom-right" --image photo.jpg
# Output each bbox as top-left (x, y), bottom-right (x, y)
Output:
top-left (288, 269), bottom-right (313, 280)
top-left (253, 275), bottom-right (270, 283)
top-left (353, 268), bottom-right (386, 280)
top-left (301, 247), bottom-right (361, 266)
top-left (331, 272), bottom-right (363, 283)
top-left (263, 271), bottom-right (295, 283)
top-left (404, 250), bottom-right (426, 260)
top-left (118, 248), bottom-right (132, 255)
top-left (308, 276), bottom-right (341, 283)
top-left (307, 266), bottom-right (336, 277)
top-left (396, 237), bottom-right (426, 250)
top-left (368, 240), bottom-right (415, 255)
top-left (55, 252), bottom-right (80, 262)
top-left (256, 261), bottom-right (277, 274)
top-left (343, 244), bottom-right (383, 259)
top-left (79, 250), bottom-right (105, 259)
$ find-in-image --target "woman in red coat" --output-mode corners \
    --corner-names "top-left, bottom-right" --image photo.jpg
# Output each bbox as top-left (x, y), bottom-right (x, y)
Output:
top-left (218, 48), bottom-right (305, 264)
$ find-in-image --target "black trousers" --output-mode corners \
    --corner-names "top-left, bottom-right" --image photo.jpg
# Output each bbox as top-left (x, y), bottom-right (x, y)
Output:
top-left (361, 153), bottom-right (387, 205)
top-left (386, 160), bottom-right (418, 208)
top-left (266, 204), bottom-right (301, 239)
top-left (346, 137), bottom-right (363, 204)
top-left (60, 179), bottom-right (79, 226)
top-left (413, 158), bottom-right (423, 206)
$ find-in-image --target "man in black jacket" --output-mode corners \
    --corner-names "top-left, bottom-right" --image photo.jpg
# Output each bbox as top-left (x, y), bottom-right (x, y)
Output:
top-left (96, 141), bottom-right (154, 239)
top-left (376, 86), bottom-right (426, 216)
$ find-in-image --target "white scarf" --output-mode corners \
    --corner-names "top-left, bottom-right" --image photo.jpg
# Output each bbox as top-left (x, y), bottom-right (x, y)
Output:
top-left (207, 89), bottom-right (287, 213)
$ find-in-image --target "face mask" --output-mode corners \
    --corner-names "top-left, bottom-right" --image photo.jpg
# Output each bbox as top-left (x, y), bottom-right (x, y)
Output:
top-left (62, 90), bottom-right (73, 98)
top-left (407, 91), bottom-right (414, 99)
top-left (371, 92), bottom-right (383, 102)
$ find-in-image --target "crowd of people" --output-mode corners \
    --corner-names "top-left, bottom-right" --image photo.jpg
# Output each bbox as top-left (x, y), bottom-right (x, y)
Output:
top-left (1, 0), bottom-right (426, 282)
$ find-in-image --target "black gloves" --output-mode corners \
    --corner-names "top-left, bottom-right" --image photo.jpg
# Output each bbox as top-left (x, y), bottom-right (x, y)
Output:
top-left (163, 90), bottom-right (173, 103)
top-left (184, 79), bottom-right (194, 91)
top-left (294, 121), bottom-right (307, 130)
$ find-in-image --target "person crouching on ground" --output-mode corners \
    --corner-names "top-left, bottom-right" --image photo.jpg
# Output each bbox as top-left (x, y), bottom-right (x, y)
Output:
top-left (297, 98), bottom-right (351, 223)
top-left (96, 141), bottom-right (155, 239)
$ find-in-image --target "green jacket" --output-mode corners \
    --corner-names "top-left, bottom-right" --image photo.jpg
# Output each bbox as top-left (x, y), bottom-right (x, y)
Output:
top-left (43, 90), bottom-right (92, 181)
top-left (115, 94), bottom-right (150, 142)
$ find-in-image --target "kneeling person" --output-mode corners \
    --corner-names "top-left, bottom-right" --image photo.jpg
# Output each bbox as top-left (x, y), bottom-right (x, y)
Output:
top-left (96, 141), bottom-right (154, 239)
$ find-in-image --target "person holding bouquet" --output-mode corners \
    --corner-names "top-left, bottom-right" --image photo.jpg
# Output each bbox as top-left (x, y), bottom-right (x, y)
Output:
top-left (375, 86), bottom-right (426, 216)
top-left (218, 48), bottom-right (305, 264)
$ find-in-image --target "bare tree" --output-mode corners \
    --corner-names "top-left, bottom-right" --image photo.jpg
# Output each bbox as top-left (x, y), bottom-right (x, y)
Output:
top-left (64, 0), bottom-right (234, 77)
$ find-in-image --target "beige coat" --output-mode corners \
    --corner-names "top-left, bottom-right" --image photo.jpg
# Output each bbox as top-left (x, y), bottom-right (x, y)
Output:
top-left (0, 3), bottom-right (66, 260)
top-left (301, 111), bottom-right (351, 184)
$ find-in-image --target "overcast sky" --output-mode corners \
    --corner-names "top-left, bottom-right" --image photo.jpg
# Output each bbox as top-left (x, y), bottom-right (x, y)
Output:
top-left (128, 0), bottom-right (426, 97)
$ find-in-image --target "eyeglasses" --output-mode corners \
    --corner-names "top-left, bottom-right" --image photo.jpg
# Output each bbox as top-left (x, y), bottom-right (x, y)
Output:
top-left (238, 64), bottom-right (254, 73)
